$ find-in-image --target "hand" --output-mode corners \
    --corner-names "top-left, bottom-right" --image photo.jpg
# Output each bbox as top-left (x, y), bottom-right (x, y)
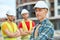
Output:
top-left (25, 31), bottom-right (32, 34)
top-left (14, 30), bottom-right (20, 37)
top-left (24, 31), bottom-right (28, 33)
top-left (16, 30), bottom-right (20, 35)
top-left (26, 31), bottom-right (31, 34)
top-left (25, 31), bottom-right (31, 34)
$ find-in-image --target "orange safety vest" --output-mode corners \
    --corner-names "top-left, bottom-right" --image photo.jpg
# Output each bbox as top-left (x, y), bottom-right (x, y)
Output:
top-left (1, 21), bottom-right (18, 40)
top-left (21, 20), bottom-right (33, 40)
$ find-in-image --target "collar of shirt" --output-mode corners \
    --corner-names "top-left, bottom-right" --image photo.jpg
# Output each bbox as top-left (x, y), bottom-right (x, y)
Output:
top-left (39, 18), bottom-right (48, 25)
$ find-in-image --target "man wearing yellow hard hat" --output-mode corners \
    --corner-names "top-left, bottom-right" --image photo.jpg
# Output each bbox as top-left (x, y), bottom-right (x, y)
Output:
top-left (30, 1), bottom-right (54, 40)
top-left (1, 10), bottom-right (20, 40)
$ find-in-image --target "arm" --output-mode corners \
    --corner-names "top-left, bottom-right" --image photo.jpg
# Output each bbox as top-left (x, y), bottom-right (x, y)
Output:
top-left (18, 22), bottom-right (29, 36)
top-left (28, 27), bottom-right (34, 34)
top-left (36, 26), bottom-right (54, 40)
top-left (19, 28), bottom-right (29, 36)
top-left (14, 29), bottom-right (20, 37)
top-left (4, 29), bottom-right (18, 38)
top-left (2, 23), bottom-right (18, 38)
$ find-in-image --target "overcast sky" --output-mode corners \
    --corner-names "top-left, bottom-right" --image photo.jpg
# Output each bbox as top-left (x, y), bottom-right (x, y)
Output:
top-left (0, 0), bottom-right (16, 18)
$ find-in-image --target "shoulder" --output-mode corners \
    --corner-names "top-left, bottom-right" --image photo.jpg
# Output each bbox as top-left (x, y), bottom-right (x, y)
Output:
top-left (47, 20), bottom-right (53, 26)
top-left (18, 21), bottom-right (22, 25)
top-left (45, 19), bottom-right (54, 28)
top-left (1, 21), bottom-right (7, 26)
top-left (1, 21), bottom-right (7, 29)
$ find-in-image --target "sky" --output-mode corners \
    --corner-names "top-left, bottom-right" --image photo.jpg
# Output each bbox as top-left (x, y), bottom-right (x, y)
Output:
top-left (0, 0), bottom-right (16, 18)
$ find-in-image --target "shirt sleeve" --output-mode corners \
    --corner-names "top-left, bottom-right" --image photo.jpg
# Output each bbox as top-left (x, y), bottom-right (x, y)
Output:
top-left (36, 25), bottom-right (54, 40)
top-left (32, 21), bottom-right (35, 27)
top-left (18, 22), bottom-right (22, 29)
top-left (2, 23), bottom-right (8, 31)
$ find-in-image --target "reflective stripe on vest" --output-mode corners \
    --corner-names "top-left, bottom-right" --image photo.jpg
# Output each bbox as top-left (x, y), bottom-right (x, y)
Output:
top-left (22, 20), bottom-right (32, 31)
top-left (21, 20), bottom-right (33, 40)
top-left (1, 21), bottom-right (18, 40)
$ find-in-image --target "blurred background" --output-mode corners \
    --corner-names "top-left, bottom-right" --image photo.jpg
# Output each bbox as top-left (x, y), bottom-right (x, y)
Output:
top-left (0, 0), bottom-right (60, 40)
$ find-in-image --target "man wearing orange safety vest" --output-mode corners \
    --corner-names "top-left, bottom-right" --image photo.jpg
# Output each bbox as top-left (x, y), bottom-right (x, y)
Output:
top-left (1, 10), bottom-right (20, 40)
top-left (18, 9), bottom-right (35, 40)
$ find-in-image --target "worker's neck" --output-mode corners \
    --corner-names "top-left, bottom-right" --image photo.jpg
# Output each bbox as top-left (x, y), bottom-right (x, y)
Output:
top-left (7, 19), bottom-right (12, 22)
top-left (40, 17), bottom-right (46, 22)
top-left (24, 18), bottom-right (30, 22)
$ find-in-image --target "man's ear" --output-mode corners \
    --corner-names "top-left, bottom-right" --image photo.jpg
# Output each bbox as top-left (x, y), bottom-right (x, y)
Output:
top-left (45, 9), bottom-right (48, 14)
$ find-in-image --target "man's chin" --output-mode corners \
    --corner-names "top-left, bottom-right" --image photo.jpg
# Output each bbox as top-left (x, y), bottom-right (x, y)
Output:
top-left (10, 20), bottom-right (13, 22)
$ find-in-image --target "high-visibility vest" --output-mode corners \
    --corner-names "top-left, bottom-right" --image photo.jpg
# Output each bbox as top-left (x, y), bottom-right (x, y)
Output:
top-left (1, 21), bottom-right (18, 40)
top-left (21, 20), bottom-right (33, 40)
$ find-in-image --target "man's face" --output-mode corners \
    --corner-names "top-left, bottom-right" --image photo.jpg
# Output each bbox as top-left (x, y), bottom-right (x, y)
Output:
top-left (35, 8), bottom-right (48, 20)
top-left (7, 15), bottom-right (15, 21)
top-left (22, 13), bottom-right (29, 19)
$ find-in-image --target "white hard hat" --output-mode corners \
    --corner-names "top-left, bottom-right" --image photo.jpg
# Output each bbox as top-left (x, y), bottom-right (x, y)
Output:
top-left (21, 9), bottom-right (29, 15)
top-left (34, 1), bottom-right (48, 9)
top-left (6, 10), bottom-right (15, 16)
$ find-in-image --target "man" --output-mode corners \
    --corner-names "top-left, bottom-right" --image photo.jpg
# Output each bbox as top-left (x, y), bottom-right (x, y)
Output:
top-left (18, 9), bottom-right (35, 40)
top-left (30, 1), bottom-right (54, 40)
top-left (1, 10), bottom-right (20, 40)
